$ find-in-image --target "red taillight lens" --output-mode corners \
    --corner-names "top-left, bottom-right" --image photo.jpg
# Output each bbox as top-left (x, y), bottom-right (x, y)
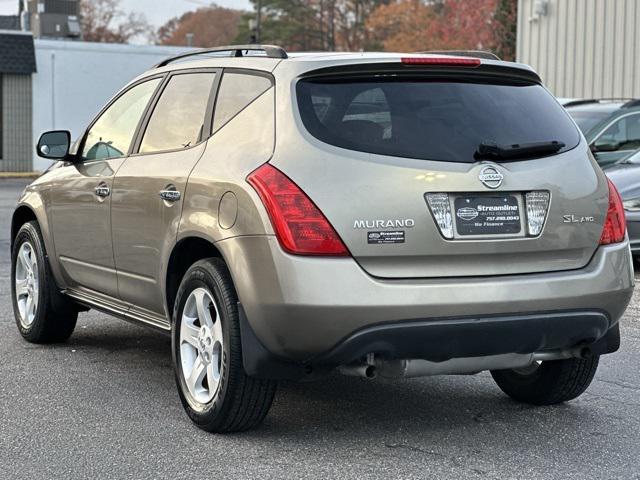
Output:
top-left (247, 164), bottom-right (349, 256)
top-left (599, 178), bottom-right (626, 245)
top-left (401, 57), bottom-right (481, 67)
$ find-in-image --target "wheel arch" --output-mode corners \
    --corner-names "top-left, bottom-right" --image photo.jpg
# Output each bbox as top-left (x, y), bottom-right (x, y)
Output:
top-left (11, 199), bottom-right (68, 292)
top-left (11, 205), bottom-right (38, 249)
top-left (165, 235), bottom-right (224, 321)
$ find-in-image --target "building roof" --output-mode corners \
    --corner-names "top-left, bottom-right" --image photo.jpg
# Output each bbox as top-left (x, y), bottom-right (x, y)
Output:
top-left (0, 16), bottom-right (20, 31)
top-left (0, 31), bottom-right (36, 74)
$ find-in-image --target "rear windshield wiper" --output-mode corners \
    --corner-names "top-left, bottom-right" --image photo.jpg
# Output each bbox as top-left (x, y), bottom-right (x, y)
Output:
top-left (475, 140), bottom-right (566, 161)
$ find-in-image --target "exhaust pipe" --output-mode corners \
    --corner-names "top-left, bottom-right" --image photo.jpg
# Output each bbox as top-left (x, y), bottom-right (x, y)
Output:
top-left (376, 353), bottom-right (535, 378)
top-left (338, 348), bottom-right (588, 379)
top-left (532, 345), bottom-right (592, 362)
top-left (338, 363), bottom-right (377, 379)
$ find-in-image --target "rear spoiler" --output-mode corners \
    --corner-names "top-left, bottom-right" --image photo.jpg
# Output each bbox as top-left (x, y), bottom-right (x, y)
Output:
top-left (417, 50), bottom-right (501, 61)
top-left (298, 60), bottom-right (541, 85)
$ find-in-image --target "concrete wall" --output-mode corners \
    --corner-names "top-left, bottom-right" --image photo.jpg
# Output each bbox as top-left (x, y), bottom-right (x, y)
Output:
top-left (32, 40), bottom-right (190, 171)
top-left (1, 74), bottom-right (33, 172)
top-left (517, 0), bottom-right (640, 99)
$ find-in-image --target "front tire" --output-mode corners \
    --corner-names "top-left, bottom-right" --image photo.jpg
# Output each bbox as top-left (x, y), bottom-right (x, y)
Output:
top-left (491, 356), bottom-right (599, 405)
top-left (11, 221), bottom-right (77, 343)
top-left (172, 258), bottom-right (277, 433)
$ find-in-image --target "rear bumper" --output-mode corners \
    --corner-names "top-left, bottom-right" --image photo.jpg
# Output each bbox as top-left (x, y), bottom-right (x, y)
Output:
top-left (239, 307), bottom-right (620, 380)
top-left (216, 236), bottom-right (634, 372)
top-left (311, 311), bottom-right (614, 365)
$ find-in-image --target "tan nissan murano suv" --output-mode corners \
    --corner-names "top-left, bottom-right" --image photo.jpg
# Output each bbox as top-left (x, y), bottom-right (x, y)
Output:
top-left (11, 46), bottom-right (634, 432)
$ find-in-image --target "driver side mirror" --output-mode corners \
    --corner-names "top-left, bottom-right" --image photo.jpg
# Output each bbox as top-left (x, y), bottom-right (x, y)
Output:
top-left (37, 130), bottom-right (71, 160)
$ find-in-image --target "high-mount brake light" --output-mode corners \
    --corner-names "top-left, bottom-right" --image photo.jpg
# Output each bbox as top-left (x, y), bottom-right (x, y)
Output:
top-left (247, 164), bottom-right (349, 256)
top-left (401, 57), bottom-right (482, 67)
top-left (599, 178), bottom-right (626, 245)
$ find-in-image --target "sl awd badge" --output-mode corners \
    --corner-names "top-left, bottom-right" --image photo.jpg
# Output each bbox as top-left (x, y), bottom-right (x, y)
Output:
top-left (479, 166), bottom-right (504, 189)
top-left (563, 215), bottom-right (595, 223)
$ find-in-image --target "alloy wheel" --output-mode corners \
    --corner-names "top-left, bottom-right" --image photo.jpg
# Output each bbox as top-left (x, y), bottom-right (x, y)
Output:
top-left (15, 242), bottom-right (39, 328)
top-left (179, 288), bottom-right (224, 405)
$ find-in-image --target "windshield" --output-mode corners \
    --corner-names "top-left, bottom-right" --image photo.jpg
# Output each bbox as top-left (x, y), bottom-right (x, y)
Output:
top-left (568, 110), bottom-right (613, 134)
top-left (297, 77), bottom-right (580, 163)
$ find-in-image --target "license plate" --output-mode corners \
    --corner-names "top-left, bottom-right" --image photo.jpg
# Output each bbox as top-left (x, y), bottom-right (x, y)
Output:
top-left (454, 195), bottom-right (521, 236)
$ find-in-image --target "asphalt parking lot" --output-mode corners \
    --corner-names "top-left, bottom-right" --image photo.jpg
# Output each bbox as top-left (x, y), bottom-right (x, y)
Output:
top-left (1, 178), bottom-right (639, 480)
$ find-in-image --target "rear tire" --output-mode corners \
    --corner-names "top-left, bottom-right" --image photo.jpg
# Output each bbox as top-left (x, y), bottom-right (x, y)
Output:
top-left (172, 258), bottom-right (277, 433)
top-left (491, 356), bottom-right (599, 405)
top-left (11, 221), bottom-right (77, 343)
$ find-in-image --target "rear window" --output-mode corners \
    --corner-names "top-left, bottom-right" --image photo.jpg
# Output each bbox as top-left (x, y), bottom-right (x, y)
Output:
top-left (296, 78), bottom-right (581, 163)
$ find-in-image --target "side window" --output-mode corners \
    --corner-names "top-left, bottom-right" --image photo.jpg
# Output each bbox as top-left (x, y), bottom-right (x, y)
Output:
top-left (599, 114), bottom-right (640, 151)
top-left (140, 73), bottom-right (216, 153)
top-left (212, 73), bottom-right (272, 132)
top-left (82, 78), bottom-right (161, 161)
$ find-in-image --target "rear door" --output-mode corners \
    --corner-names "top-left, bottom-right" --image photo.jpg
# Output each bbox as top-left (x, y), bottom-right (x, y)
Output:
top-left (281, 67), bottom-right (608, 278)
top-left (111, 70), bottom-right (218, 319)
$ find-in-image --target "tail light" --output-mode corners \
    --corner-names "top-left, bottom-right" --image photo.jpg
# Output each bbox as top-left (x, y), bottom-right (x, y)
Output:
top-left (401, 57), bottom-right (481, 67)
top-left (599, 178), bottom-right (626, 245)
top-left (248, 164), bottom-right (349, 256)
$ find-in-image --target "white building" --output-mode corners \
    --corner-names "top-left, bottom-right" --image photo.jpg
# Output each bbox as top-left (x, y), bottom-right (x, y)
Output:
top-left (517, 0), bottom-right (640, 99)
top-left (32, 40), bottom-right (190, 171)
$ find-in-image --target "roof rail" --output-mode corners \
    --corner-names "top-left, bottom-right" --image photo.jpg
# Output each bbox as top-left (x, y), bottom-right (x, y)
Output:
top-left (155, 44), bottom-right (288, 68)
top-left (417, 50), bottom-right (501, 61)
top-left (622, 99), bottom-right (640, 109)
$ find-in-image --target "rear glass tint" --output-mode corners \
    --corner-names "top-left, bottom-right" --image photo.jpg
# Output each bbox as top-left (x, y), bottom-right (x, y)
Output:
top-left (297, 78), bottom-right (581, 163)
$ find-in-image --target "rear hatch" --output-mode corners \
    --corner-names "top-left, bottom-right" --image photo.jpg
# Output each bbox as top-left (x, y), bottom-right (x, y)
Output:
top-left (273, 58), bottom-right (609, 278)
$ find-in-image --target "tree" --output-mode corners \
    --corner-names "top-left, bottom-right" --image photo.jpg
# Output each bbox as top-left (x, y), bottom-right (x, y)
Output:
top-left (157, 4), bottom-right (243, 47)
top-left (493, 0), bottom-right (518, 60)
top-left (235, 0), bottom-right (387, 51)
top-left (432, 0), bottom-right (498, 52)
top-left (232, 0), bottom-right (517, 56)
top-left (235, 0), bottom-right (325, 51)
top-left (366, 0), bottom-right (516, 57)
top-left (335, 0), bottom-right (389, 51)
top-left (80, 0), bottom-right (151, 44)
top-left (365, 0), bottom-right (434, 52)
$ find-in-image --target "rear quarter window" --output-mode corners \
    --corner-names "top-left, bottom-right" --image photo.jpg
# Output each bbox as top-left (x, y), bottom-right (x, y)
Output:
top-left (297, 78), bottom-right (581, 163)
top-left (213, 73), bottom-right (272, 133)
top-left (140, 72), bottom-right (216, 153)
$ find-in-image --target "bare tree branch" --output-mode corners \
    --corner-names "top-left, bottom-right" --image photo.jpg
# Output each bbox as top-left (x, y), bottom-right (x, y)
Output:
top-left (81, 0), bottom-right (152, 44)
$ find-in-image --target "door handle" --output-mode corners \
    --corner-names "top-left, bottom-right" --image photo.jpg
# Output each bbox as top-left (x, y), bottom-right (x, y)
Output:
top-left (94, 183), bottom-right (110, 198)
top-left (159, 187), bottom-right (181, 202)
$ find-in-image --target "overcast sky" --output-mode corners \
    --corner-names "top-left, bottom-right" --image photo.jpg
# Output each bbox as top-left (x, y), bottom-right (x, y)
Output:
top-left (0, 0), bottom-right (253, 27)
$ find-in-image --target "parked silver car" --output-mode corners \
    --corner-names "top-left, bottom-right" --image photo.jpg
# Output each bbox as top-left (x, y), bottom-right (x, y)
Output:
top-left (604, 148), bottom-right (640, 254)
top-left (11, 46), bottom-right (634, 432)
